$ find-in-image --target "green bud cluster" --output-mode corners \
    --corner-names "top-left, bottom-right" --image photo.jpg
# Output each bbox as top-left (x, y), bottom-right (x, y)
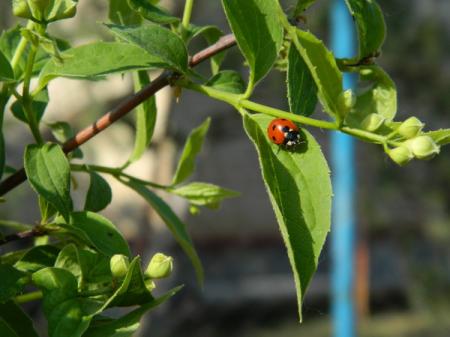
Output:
top-left (13, 0), bottom-right (78, 23)
top-left (397, 117), bottom-right (424, 139)
top-left (387, 135), bottom-right (440, 165)
top-left (145, 253), bottom-right (173, 279)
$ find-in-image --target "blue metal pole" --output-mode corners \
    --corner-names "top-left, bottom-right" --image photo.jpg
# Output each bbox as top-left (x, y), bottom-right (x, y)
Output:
top-left (331, 1), bottom-right (357, 337)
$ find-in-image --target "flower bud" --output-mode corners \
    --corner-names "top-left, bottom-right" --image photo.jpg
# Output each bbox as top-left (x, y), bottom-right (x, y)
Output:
top-left (337, 89), bottom-right (356, 118)
top-left (361, 113), bottom-right (385, 132)
top-left (110, 254), bottom-right (130, 279)
top-left (397, 117), bottom-right (424, 139)
top-left (406, 136), bottom-right (440, 160)
top-left (13, 0), bottom-right (77, 23)
top-left (145, 280), bottom-right (156, 292)
top-left (387, 146), bottom-right (413, 166)
top-left (145, 253), bottom-right (173, 279)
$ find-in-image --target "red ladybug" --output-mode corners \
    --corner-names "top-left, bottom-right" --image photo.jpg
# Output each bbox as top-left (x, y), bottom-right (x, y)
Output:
top-left (267, 118), bottom-right (301, 148)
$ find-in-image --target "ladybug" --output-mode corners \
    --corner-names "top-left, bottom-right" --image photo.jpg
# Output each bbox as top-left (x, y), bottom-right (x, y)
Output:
top-left (267, 118), bottom-right (302, 148)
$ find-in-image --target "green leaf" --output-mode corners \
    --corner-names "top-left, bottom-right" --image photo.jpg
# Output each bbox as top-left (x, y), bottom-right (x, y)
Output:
top-left (294, 0), bottom-right (317, 14)
top-left (128, 0), bottom-right (180, 24)
top-left (345, 0), bottom-right (386, 59)
top-left (105, 256), bottom-right (153, 307)
top-left (106, 24), bottom-right (188, 74)
top-left (54, 244), bottom-right (83, 286)
top-left (205, 70), bottom-right (245, 94)
top-left (47, 121), bottom-right (83, 158)
top-left (84, 171), bottom-right (112, 212)
top-left (170, 182), bottom-right (240, 209)
top-left (24, 143), bottom-right (73, 221)
top-left (109, 0), bottom-right (142, 25)
top-left (84, 286), bottom-right (182, 337)
top-left (243, 113), bottom-right (331, 321)
top-left (0, 50), bottom-right (14, 81)
top-left (14, 245), bottom-right (60, 273)
top-left (425, 129), bottom-right (450, 146)
top-left (39, 195), bottom-right (57, 223)
top-left (38, 42), bottom-right (157, 90)
top-left (11, 89), bottom-right (49, 123)
top-left (287, 43), bottom-right (318, 116)
top-left (222, 0), bottom-right (283, 93)
top-left (172, 118), bottom-right (211, 186)
top-left (128, 71), bottom-right (157, 164)
top-left (66, 212), bottom-right (131, 258)
top-left (292, 28), bottom-right (343, 119)
top-left (0, 26), bottom-right (25, 78)
top-left (0, 301), bottom-right (39, 337)
top-left (0, 264), bottom-right (28, 302)
top-left (122, 179), bottom-right (203, 285)
top-left (345, 65), bottom-right (396, 127)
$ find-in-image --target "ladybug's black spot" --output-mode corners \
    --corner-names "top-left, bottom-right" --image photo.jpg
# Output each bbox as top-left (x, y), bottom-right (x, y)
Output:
top-left (282, 126), bottom-right (289, 132)
top-left (272, 136), bottom-right (276, 141)
top-left (272, 125), bottom-right (276, 130)
top-left (281, 118), bottom-right (287, 121)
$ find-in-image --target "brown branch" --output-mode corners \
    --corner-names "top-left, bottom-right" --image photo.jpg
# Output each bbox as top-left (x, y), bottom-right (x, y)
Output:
top-left (0, 34), bottom-right (237, 197)
top-left (1, 226), bottom-right (48, 245)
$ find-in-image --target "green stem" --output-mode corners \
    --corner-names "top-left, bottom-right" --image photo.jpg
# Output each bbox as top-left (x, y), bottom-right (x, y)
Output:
top-left (182, 0), bottom-right (195, 28)
top-left (10, 21), bottom-right (35, 71)
top-left (15, 290), bottom-right (43, 304)
top-left (70, 164), bottom-right (168, 190)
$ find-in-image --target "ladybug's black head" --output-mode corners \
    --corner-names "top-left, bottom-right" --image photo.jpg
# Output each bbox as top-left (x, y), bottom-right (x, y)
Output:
top-left (283, 130), bottom-right (301, 147)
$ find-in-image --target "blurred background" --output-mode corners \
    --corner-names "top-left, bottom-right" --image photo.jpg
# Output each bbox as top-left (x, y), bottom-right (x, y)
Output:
top-left (0, 0), bottom-right (449, 336)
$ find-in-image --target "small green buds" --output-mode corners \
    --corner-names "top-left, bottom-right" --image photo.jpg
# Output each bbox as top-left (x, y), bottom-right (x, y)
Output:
top-left (397, 117), bottom-right (424, 139)
top-left (145, 253), bottom-right (173, 279)
top-left (361, 113), bottom-right (385, 132)
top-left (405, 136), bottom-right (440, 160)
top-left (110, 254), bottom-right (130, 279)
top-left (387, 145), bottom-right (413, 166)
top-left (13, 0), bottom-right (78, 23)
top-left (337, 89), bottom-right (356, 118)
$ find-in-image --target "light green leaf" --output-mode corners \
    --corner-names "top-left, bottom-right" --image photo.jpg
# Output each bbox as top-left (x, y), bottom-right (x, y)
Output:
top-left (128, 71), bottom-right (157, 164)
top-left (0, 301), bottom-right (39, 337)
top-left (84, 171), bottom-right (112, 212)
top-left (287, 43), bottom-right (318, 116)
top-left (128, 0), bottom-right (180, 24)
top-left (172, 118), bottom-right (210, 186)
top-left (425, 129), bottom-right (450, 146)
top-left (292, 28), bottom-right (343, 119)
top-left (54, 244), bottom-right (83, 286)
top-left (243, 113), bottom-right (331, 321)
top-left (294, 0), bottom-right (317, 14)
top-left (14, 245), bottom-right (60, 273)
top-left (106, 24), bottom-right (188, 73)
top-left (0, 50), bottom-right (14, 81)
top-left (109, 0), bottom-right (142, 25)
top-left (83, 286), bottom-right (182, 337)
top-left (24, 143), bottom-right (73, 221)
top-left (122, 179), bottom-right (203, 285)
top-left (345, 0), bottom-right (386, 59)
top-left (0, 265), bottom-right (28, 302)
top-left (205, 70), bottom-right (245, 94)
top-left (38, 42), bottom-right (157, 90)
top-left (345, 65), bottom-right (396, 127)
top-left (47, 121), bottom-right (83, 159)
top-left (11, 89), bottom-right (49, 124)
top-left (222, 0), bottom-right (283, 94)
top-left (170, 182), bottom-right (240, 209)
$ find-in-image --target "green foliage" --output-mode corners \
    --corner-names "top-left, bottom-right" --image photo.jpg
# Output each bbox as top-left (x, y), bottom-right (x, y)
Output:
top-left (84, 172), bottom-right (112, 212)
top-left (243, 113), bottom-right (331, 321)
top-left (206, 70), bottom-right (246, 94)
top-left (128, 0), bottom-right (180, 24)
top-left (0, 301), bottom-right (39, 337)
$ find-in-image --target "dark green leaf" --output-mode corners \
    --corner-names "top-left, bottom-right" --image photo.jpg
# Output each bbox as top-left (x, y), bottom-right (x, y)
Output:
top-left (222, 0), bottom-right (283, 93)
top-left (47, 121), bottom-right (83, 158)
top-left (24, 143), bottom-right (73, 221)
top-left (0, 50), bottom-right (14, 81)
top-left (38, 42), bottom-right (158, 90)
top-left (11, 89), bottom-right (49, 123)
top-left (0, 301), bottom-right (39, 337)
top-left (287, 43), bottom-right (318, 116)
top-left (106, 24), bottom-right (188, 73)
top-left (0, 264), bottom-right (28, 302)
top-left (109, 0), bottom-right (143, 25)
top-left (172, 118), bottom-right (210, 185)
top-left (292, 28), bottom-right (343, 119)
top-left (345, 0), bottom-right (386, 59)
top-left (14, 245), bottom-right (60, 273)
top-left (128, 0), bottom-right (180, 24)
top-left (206, 70), bottom-right (245, 94)
top-left (66, 212), bottom-right (131, 258)
top-left (84, 286), bottom-right (182, 337)
top-left (170, 182), bottom-right (240, 209)
top-left (243, 113), bottom-right (331, 321)
top-left (127, 71), bottom-right (157, 163)
top-left (84, 171), bottom-right (112, 212)
top-left (122, 179), bottom-right (203, 285)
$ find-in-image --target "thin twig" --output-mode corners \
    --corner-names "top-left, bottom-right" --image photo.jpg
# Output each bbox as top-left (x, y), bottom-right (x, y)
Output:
top-left (0, 34), bottom-right (237, 197)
